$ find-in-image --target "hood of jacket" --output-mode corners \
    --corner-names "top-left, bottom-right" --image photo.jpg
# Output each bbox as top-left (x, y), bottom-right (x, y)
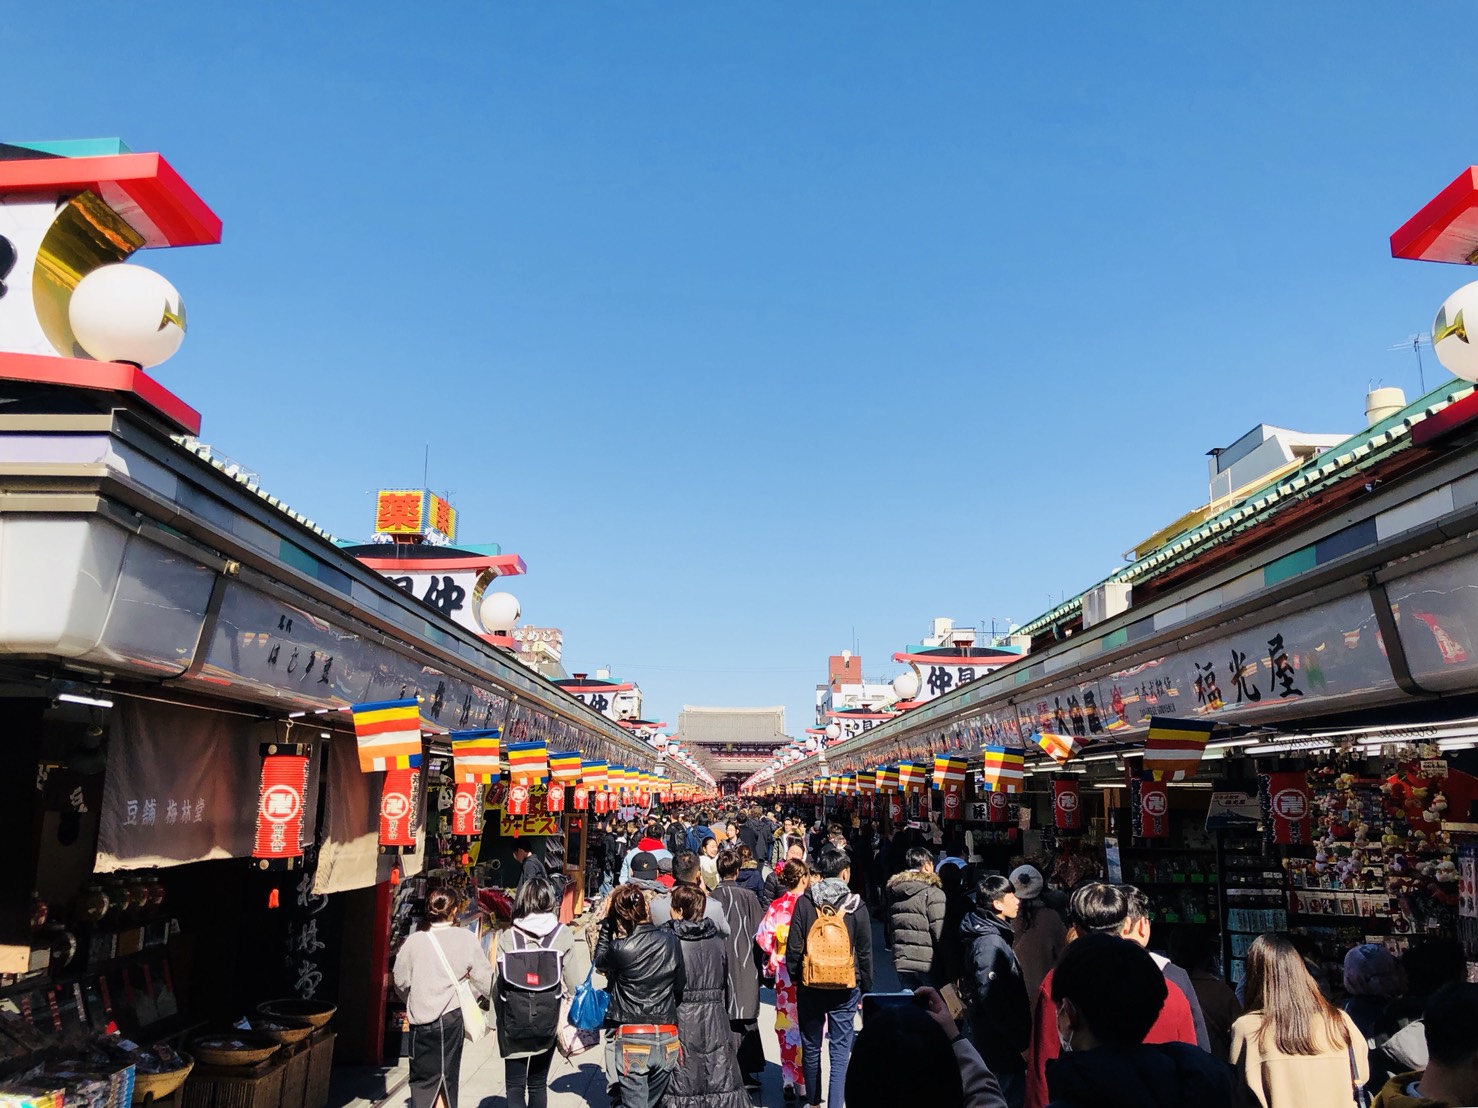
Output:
top-left (887, 869), bottom-right (942, 893)
top-left (669, 917), bottom-right (719, 941)
top-left (512, 912), bottom-right (561, 938)
top-left (959, 907), bottom-right (1014, 943)
top-left (1371, 1072), bottom-right (1439, 1108)
top-left (1045, 1043), bottom-right (1232, 1108)
top-left (808, 878), bottom-right (861, 913)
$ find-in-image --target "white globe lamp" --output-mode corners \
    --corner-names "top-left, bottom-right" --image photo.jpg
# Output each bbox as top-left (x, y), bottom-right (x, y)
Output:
top-left (69, 264), bottom-right (187, 368)
top-left (892, 670), bottom-right (921, 701)
top-left (1433, 281), bottom-right (1478, 382)
top-left (824, 722), bottom-right (842, 742)
top-left (477, 591), bottom-right (520, 635)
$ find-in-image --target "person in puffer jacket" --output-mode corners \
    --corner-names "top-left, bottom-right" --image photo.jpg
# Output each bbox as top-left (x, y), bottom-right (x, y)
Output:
top-left (884, 846), bottom-right (947, 989)
top-left (960, 874), bottom-right (1031, 1108)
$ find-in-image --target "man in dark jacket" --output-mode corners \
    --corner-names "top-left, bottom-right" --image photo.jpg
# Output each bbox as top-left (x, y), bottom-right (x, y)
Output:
top-left (884, 847), bottom-right (947, 989)
top-left (712, 851), bottom-right (766, 1090)
top-left (738, 807), bottom-right (773, 871)
top-left (1046, 934), bottom-right (1232, 1108)
top-left (961, 874), bottom-right (1031, 1107)
top-left (512, 842), bottom-right (545, 891)
top-left (786, 847), bottom-right (873, 1108)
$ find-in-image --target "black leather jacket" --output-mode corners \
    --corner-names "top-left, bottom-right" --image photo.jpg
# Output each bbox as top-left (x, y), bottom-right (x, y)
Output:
top-left (594, 921), bottom-right (686, 1026)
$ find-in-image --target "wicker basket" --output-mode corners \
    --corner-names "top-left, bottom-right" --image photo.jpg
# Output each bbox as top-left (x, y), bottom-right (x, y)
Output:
top-left (132, 1056), bottom-right (193, 1103)
top-left (255, 1000), bottom-right (336, 1029)
top-left (250, 1017), bottom-right (314, 1047)
top-left (188, 1035), bottom-right (280, 1068)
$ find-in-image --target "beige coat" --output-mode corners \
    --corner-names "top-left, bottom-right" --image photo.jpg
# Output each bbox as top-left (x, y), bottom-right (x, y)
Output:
top-left (1230, 1008), bottom-right (1368, 1108)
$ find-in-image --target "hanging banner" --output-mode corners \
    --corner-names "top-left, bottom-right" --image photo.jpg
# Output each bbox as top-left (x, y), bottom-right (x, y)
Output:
top-left (450, 782), bottom-right (483, 837)
top-left (932, 755), bottom-right (968, 793)
top-left (941, 788), bottom-right (964, 822)
top-left (1144, 717), bottom-right (1216, 782)
top-left (1052, 777), bottom-right (1082, 832)
top-left (1261, 771), bottom-right (1313, 845)
top-left (986, 790), bottom-right (1012, 825)
top-left (546, 784), bottom-right (566, 814)
top-left (352, 699), bottom-right (423, 773)
top-left (506, 781), bottom-right (532, 817)
top-left (450, 729), bottom-right (501, 783)
top-left (252, 751), bottom-right (311, 862)
top-left (888, 796), bottom-right (903, 822)
top-left (506, 741), bottom-right (549, 786)
top-left (1133, 778), bottom-right (1170, 839)
top-left (378, 768), bottom-right (420, 851)
top-left (980, 746), bottom-right (1024, 793)
top-left (573, 785), bottom-right (590, 811)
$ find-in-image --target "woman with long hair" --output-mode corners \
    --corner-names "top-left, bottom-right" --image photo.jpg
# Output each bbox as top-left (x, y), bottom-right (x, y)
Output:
top-left (661, 884), bottom-right (751, 1108)
top-left (392, 890), bottom-right (493, 1108)
top-left (492, 877), bottom-right (577, 1108)
top-left (1230, 933), bottom-right (1369, 1108)
top-left (756, 859), bottom-right (809, 1103)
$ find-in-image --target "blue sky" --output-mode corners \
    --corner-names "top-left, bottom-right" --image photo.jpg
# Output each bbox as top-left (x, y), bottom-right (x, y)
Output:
top-left (11, 3), bottom-right (1476, 749)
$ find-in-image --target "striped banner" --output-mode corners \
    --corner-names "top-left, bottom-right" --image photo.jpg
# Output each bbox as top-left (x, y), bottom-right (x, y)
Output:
top-left (581, 760), bottom-right (609, 789)
top-left (856, 770), bottom-right (877, 794)
top-left (548, 751), bottom-right (582, 783)
top-left (932, 755), bottom-right (968, 792)
top-left (1035, 732), bottom-right (1082, 766)
top-left (876, 767), bottom-right (900, 794)
top-left (897, 762), bottom-right (926, 794)
top-left (506, 740), bottom-right (549, 784)
top-left (352, 698), bottom-right (422, 773)
top-left (980, 746), bottom-right (1024, 793)
top-left (1144, 717), bottom-right (1216, 781)
top-left (449, 728), bottom-right (500, 783)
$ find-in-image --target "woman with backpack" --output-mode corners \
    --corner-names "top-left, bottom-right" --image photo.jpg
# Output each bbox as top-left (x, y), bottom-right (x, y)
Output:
top-left (661, 884), bottom-right (752, 1108)
top-left (493, 877), bottom-right (578, 1108)
top-left (392, 890), bottom-right (494, 1108)
top-left (756, 859), bottom-right (810, 1103)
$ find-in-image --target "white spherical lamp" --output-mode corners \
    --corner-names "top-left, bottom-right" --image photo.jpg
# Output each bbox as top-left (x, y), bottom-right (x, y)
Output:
top-left (824, 722), bottom-right (842, 741)
top-left (68, 264), bottom-right (187, 368)
top-left (892, 670), bottom-right (921, 700)
top-left (1433, 281), bottom-right (1478, 382)
top-left (477, 591), bottom-right (521, 634)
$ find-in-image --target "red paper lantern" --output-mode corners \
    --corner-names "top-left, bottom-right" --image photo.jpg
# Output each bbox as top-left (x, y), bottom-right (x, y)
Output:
top-left (253, 752), bottom-right (310, 861)
top-left (1052, 778), bottom-right (1082, 832)
top-left (379, 768), bottom-right (420, 851)
top-left (573, 785), bottom-right (589, 810)
top-left (506, 782), bottom-right (531, 817)
top-left (451, 782), bottom-right (482, 837)
top-left (546, 784), bottom-right (566, 813)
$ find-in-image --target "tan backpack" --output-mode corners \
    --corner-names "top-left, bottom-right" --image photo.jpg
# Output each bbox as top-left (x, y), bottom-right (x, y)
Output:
top-left (801, 904), bottom-right (856, 989)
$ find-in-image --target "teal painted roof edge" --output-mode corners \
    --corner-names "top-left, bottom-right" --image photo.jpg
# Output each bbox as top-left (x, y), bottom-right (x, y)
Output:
top-left (11, 138), bottom-right (132, 157)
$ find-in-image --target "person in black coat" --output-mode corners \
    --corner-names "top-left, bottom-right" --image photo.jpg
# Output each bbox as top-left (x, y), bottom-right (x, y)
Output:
top-left (710, 852), bottom-right (766, 1088)
top-left (737, 806), bottom-right (773, 868)
top-left (960, 874), bottom-right (1031, 1108)
top-left (594, 884), bottom-right (686, 1108)
top-left (661, 885), bottom-right (751, 1108)
top-left (1046, 934), bottom-right (1232, 1108)
top-left (884, 847), bottom-right (947, 989)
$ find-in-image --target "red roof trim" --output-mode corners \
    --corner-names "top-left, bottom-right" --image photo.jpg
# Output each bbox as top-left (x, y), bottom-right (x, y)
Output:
top-left (0, 350), bottom-right (200, 434)
top-left (1391, 167), bottom-right (1478, 264)
top-left (0, 153), bottom-right (222, 248)
top-left (353, 553), bottom-right (526, 575)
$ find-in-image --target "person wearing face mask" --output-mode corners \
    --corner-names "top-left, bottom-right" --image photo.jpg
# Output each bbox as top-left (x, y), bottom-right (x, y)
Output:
top-left (1046, 934), bottom-right (1233, 1108)
top-left (959, 875), bottom-right (1031, 1108)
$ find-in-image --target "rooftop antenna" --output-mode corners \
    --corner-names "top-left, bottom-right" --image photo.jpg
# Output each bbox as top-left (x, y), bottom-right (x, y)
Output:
top-left (422, 444), bottom-right (430, 489)
top-left (1387, 334), bottom-right (1430, 394)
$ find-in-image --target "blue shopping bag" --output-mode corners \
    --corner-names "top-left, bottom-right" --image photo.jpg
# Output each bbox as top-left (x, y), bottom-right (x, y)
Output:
top-left (568, 966), bottom-right (609, 1031)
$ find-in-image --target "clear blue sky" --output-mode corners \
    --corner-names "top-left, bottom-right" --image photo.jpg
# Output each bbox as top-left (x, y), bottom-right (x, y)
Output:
top-left (12, 3), bottom-right (1475, 747)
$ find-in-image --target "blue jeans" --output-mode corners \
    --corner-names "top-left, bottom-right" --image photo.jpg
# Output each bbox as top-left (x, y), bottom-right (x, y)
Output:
top-left (797, 986), bottom-right (859, 1108)
top-left (613, 1028), bottom-right (680, 1108)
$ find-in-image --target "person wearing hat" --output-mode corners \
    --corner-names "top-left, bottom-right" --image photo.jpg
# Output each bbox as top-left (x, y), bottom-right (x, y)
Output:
top-left (1343, 942), bottom-right (1408, 1042)
top-left (1006, 864), bottom-right (1066, 1007)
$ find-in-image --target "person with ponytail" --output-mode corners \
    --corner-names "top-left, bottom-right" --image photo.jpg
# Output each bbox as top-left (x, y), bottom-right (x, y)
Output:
top-left (1230, 933), bottom-right (1369, 1108)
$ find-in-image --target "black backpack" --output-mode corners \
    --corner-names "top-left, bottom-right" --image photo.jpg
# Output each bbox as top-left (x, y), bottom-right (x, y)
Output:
top-left (493, 927), bottom-right (564, 1055)
top-left (664, 821), bottom-right (685, 856)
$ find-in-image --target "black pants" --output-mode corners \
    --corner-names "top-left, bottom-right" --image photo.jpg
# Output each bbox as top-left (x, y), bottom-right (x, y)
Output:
top-left (409, 1010), bottom-right (464, 1108)
top-left (731, 1018), bottom-right (764, 1078)
top-left (503, 1046), bottom-right (555, 1108)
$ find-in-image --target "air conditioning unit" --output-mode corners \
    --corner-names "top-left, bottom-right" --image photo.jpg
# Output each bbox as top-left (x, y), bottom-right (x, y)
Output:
top-left (1082, 582), bottom-right (1132, 629)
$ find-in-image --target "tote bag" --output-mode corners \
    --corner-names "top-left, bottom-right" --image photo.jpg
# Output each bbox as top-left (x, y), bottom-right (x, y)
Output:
top-left (567, 965), bottom-right (609, 1031)
top-left (427, 930), bottom-right (487, 1043)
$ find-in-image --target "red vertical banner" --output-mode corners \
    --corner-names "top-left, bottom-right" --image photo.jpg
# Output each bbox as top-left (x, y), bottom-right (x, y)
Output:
top-left (450, 782), bottom-right (482, 837)
top-left (505, 781), bottom-right (531, 817)
top-left (888, 796), bottom-right (903, 823)
top-left (546, 784), bottom-right (566, 813)
top-left (1052, 778), bottom-right (1082, 831)
top-left (941, 790), bottom-right (963, 822)
top-left (573, 785), bottom-right (590, 811)
top-left (253, 753), bottom-right (310, 861)
top-left (379, 767), bottom-right (420, 851)
top-left (1261, 771), bottom-right (1312, 845)
top-left (1133, 778), bottom-right (1170, 839)
top-left (986, 790), bottom-right (1011, 825)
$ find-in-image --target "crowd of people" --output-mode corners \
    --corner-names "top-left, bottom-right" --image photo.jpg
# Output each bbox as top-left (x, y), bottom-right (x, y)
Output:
top-left (394, 803), bottom-right (1478, 1108)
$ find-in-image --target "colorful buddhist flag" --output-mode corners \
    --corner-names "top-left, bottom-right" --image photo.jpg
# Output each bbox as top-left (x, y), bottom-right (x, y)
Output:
top-left (449, 728), bottom-right (500, 783)
top-left (856, 770), bottom-right (877, 793)
top-left (581, 760), bottom-right (609, 789)
top-left (981, 746), bottom-right (1024, 793)
top-left (1035, 732), bottom-right (1081, 766)
top-left (352, 698), bottom-right (422, 773)
top-left (1144, 717), bottom-right (1216, 781)
top-left (932, 755), bottom-right (968, 792)
top-left (506, 740), bottom-right (548, 784)
top-left (897, 763), bottom-right (925, 793)
top-left (877, 766), bottom-right (900, 794)
top-left (548, 751), bottom-right (582, 783)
